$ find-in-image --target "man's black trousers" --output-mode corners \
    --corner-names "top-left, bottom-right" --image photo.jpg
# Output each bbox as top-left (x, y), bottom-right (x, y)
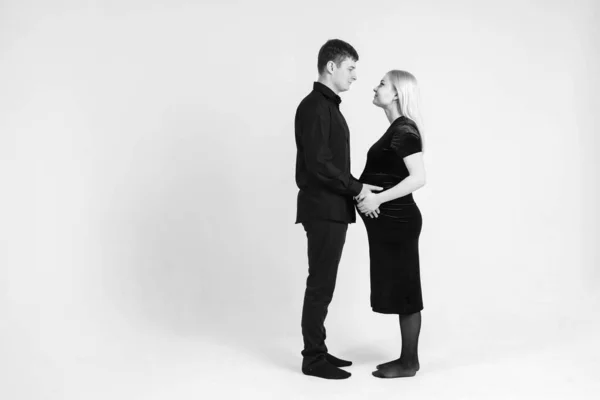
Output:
top-left (300, 220), bottom-right (348, 367)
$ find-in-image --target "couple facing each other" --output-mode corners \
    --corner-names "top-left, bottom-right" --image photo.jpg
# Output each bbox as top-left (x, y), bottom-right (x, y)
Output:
top-left (294, 39), bottom-right (426, 380)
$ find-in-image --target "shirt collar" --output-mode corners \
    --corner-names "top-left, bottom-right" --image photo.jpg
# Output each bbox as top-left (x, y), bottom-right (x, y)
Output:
top-left (313, 82), bottom-right (341, 105)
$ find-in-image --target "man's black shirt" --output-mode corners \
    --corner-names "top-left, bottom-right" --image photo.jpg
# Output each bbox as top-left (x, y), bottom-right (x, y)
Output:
top-left (294, 82), bottom-right (363, 224)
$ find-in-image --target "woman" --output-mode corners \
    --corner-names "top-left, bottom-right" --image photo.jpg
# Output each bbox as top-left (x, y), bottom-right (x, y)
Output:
top-left (355, 70), bottom-right (426, 379)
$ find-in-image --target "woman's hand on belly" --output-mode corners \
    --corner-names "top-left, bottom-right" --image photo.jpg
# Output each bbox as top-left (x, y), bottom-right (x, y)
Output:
top-left (357, 192), bottom-right (382, 215)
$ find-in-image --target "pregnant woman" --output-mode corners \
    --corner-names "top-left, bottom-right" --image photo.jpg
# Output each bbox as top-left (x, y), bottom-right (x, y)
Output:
top-left (355, 70), bottom-right (426, 379)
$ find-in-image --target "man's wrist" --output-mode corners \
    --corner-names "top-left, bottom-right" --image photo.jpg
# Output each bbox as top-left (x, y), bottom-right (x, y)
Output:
top-left (352, 181), bottom-right (363, 197)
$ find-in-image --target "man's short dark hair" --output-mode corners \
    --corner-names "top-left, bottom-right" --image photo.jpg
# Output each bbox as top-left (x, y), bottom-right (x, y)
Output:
top-left (317, 39), bottom-right (359, 75)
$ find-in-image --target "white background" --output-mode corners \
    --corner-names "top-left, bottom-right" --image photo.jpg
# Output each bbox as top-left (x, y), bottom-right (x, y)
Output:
top-left (1, 0), bottom-right (599, 399)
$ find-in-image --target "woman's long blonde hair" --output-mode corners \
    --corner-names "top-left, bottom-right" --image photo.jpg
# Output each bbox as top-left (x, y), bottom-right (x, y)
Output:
top-left (387, 70), bottom-right (424, 150)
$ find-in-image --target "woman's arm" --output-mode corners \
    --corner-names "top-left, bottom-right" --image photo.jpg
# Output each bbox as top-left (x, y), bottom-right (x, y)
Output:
top-left (377, 152), bottom-right (426, 204)
top-left (357, 152), bottom-right (425, 213)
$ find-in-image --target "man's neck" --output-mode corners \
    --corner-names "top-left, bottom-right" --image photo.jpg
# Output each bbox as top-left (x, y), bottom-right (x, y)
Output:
top-left (317, 77), bottom-right (339, 95)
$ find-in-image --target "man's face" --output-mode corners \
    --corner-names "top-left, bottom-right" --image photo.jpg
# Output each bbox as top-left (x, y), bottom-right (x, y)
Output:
top-left (332, 58), bottom-right (357, 93)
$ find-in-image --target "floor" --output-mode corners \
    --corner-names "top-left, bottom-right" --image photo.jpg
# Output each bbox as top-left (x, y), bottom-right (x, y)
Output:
top-left (7, 320), bottom-right (598, 400)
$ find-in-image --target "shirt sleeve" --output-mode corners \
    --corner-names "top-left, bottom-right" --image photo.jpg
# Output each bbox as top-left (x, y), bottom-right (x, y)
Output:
top-left (300, 106), bottom-right (363, 196)
top-left (390, 125), bottom-right (423, 159)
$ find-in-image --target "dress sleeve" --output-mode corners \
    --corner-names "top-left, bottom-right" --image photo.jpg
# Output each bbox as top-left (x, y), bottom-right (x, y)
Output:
top-left (390, 125), bottom-right (422, 158)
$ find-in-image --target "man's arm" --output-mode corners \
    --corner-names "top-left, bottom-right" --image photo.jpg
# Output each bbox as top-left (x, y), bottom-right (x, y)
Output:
top-left (300, 107), bottom-right (363, 196)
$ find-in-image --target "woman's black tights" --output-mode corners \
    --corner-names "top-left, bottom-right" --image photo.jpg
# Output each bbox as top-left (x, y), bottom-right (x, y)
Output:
top-left (372, 311), bottom-right (421, 378)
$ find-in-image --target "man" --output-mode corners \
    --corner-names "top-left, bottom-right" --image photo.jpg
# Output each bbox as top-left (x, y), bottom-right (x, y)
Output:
top-left (294, 39), bottom-right (382, 380)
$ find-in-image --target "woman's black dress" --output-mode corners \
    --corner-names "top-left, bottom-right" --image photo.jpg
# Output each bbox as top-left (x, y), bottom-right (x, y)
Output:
top-left (358, 116), bottom-right (424, 315)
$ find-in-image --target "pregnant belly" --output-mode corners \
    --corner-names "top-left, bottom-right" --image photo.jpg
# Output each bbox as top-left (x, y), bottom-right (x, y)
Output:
top-left (359, 172), bottom-right (414, 206)
top-left (359, 172), bottom-right (399, 191)
top-left (359, 202), bottom-right (422, 239)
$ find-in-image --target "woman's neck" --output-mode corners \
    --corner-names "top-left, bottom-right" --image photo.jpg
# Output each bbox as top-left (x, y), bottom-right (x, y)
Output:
top-left (384, 106), bottom-right (402, 124)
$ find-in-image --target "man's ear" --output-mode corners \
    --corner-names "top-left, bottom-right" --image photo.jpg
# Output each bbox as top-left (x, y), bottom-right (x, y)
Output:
top-left (326, 60), bottom-right (336, 74)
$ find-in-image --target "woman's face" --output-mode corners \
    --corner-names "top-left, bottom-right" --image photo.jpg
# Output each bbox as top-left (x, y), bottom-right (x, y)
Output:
top-left (373, 74), bottom-right (397, 108)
